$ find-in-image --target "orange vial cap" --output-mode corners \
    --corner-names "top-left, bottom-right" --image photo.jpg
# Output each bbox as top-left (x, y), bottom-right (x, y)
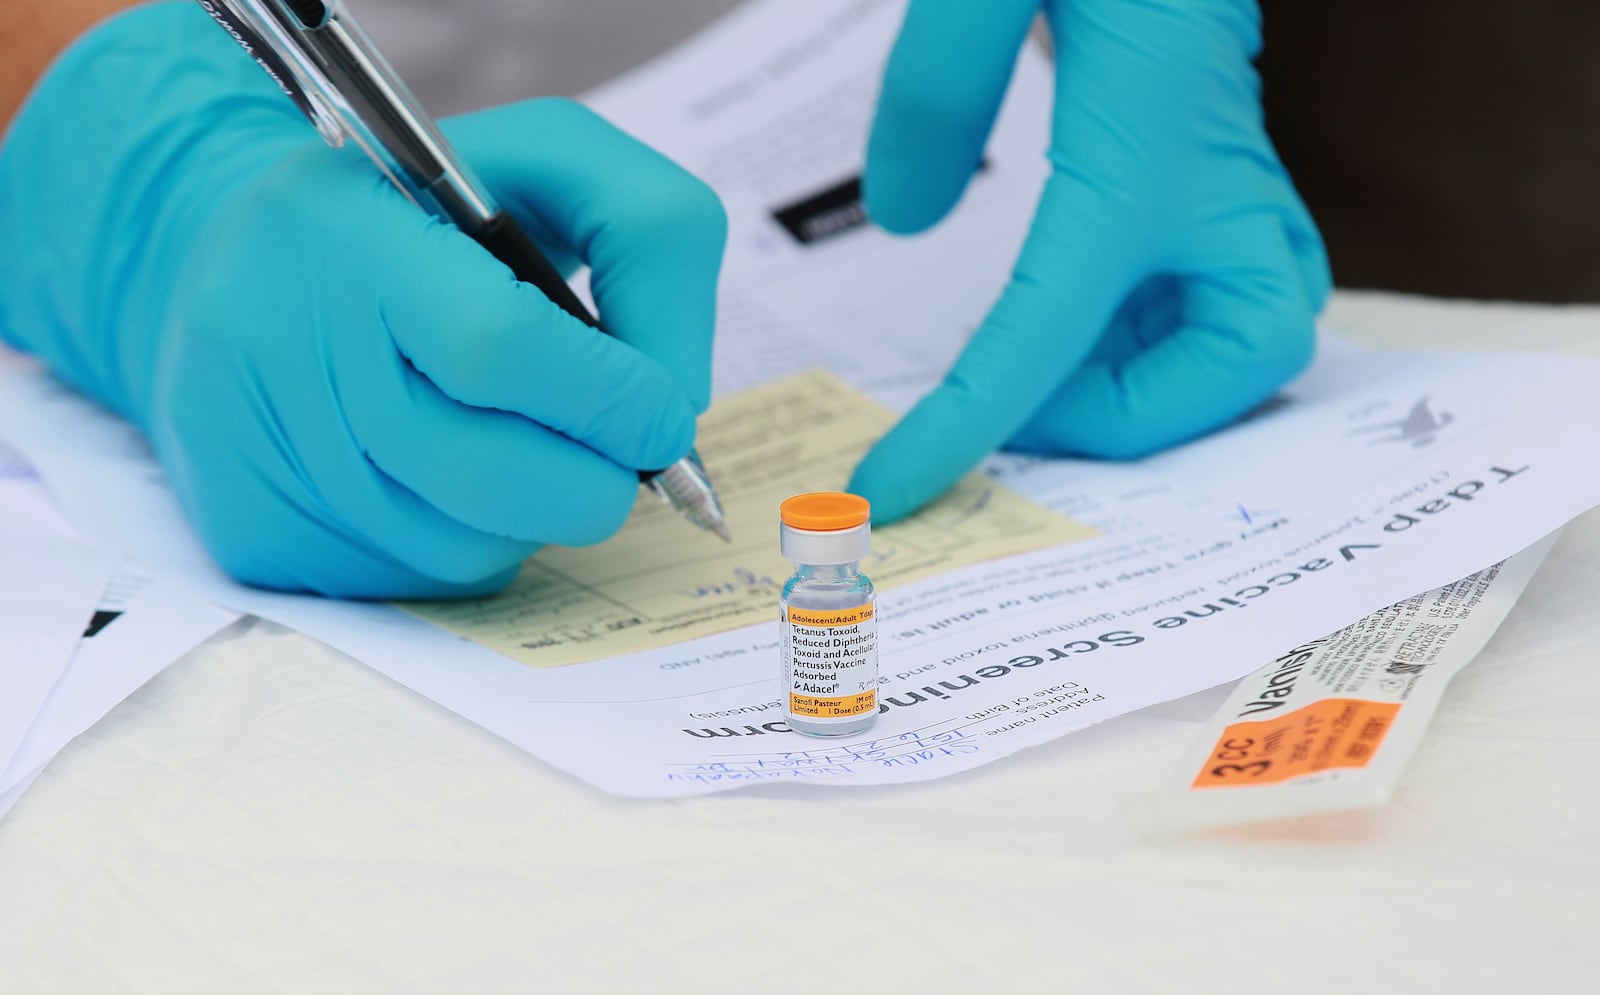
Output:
top-left (779, 492), bottom-right (870, 532)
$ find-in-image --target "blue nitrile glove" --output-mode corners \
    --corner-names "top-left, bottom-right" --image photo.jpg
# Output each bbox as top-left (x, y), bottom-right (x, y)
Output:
top-left (0, 3), bottom-right (725, 598)
top-left (849, 0), bottom-right (1330, 522)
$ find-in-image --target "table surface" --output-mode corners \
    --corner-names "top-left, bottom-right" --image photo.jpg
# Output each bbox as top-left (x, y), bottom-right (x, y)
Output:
top-left (2, 290), bottom-right (1598, 994)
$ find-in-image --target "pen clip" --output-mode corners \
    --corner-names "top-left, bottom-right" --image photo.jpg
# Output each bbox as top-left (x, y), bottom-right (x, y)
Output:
top-left (195, 0), bottom-right (346, 148)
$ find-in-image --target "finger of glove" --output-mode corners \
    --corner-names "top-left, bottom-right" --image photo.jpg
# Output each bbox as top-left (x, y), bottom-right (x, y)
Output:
top-left (159, 400), bottom-right (532, 597)
top-left (444, 99), bottom-right (725, 413)
top-left (324, 459), bottom-right (540, 593)
top-left (377, 208), bottom-right (697, 473)
top-left (1281, 190), bottom-right (1333, 309)
top-left (1009, 219), bottom-right (1316, 459)
top-left (849, 173), bottom-right (1139, 523)
top-left (209, 494), bottom-right (524, 601)
top-left (864, 0), bottom-right (1040, 234)
top-left (339, 323), bottom-right (642, 547)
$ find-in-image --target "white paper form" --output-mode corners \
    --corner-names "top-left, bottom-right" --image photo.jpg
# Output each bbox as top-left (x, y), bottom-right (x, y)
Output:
top-left (3, 3), bottom-right (1600, 798)
top-left (0, 442), bottom-right (31, 481)
top-left (4, 334), bottom-right (1600, 797)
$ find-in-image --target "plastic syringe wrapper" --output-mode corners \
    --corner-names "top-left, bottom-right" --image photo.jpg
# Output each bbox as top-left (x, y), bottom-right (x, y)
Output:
top-left (1123, 530), bottom-right (1560, 835)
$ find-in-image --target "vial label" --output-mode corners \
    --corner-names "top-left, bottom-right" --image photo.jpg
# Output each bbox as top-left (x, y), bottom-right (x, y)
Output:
top-left (781, 604), bottom-right (878, 720)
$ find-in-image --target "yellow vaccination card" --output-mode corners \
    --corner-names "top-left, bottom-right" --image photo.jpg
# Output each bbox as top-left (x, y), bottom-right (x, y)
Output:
top-left (397, 370), bottom-right (1097, 667)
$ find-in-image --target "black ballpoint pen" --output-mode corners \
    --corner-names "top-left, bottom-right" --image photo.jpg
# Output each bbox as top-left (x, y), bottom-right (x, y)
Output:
top-left (195, 0), bottom-right (732, 542)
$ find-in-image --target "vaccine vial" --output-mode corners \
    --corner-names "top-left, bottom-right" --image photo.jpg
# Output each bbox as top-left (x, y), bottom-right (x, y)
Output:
top-left (779, 492), bottom-right (879, 738)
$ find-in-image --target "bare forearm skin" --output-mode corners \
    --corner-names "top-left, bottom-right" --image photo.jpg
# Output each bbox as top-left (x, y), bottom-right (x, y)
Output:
top-left (1, 0), bottom-right (143, 130)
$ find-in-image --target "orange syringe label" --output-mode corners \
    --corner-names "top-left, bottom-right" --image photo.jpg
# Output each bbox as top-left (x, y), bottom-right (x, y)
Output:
top-left (1191, 697), bottom-right (1403, 788)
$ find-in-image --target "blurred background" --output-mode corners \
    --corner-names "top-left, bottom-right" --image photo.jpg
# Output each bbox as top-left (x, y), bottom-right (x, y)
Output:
top-left (363, 0), bottom-right (1600, 303)
top-left (1257, 1), bottom-right (1600, 303)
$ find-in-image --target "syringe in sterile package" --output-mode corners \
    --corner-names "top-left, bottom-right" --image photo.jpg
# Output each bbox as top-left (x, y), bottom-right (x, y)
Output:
top-left (1122, 529), bottom-right (1560, 835)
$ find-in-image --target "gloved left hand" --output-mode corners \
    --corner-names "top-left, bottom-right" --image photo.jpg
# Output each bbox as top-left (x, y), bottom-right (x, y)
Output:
top-left (850, 0), bottom-right (1331, 522)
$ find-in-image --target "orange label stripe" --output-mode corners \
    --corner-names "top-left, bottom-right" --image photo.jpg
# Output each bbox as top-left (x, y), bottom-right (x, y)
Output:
top-left (788, 690), bottom-right (876, 719)
top-left (786, 605), bottom-right (875, 628)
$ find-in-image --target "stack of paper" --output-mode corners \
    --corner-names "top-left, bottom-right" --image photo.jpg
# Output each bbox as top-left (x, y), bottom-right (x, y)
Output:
top-left (0, 437), bottom-right (237, 819)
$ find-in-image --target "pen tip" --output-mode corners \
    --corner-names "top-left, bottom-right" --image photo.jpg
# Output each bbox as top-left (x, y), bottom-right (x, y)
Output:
top-left (712, 521), bottom-right (733, 543)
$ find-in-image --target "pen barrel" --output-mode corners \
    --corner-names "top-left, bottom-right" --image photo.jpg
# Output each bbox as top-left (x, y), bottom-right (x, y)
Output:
top-left (473, 212), bottom-right (599, 330)
top-left (304, 10), bottom-right (499, 224)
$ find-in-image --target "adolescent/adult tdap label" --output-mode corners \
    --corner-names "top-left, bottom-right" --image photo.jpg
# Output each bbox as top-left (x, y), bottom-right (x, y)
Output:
top-left (782, 604), bottom-right (878, 719)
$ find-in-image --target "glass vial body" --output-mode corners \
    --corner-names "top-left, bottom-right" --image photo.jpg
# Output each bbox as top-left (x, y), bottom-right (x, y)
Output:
top-left (778, 493), bottom-right (879, 738)
top-left (781, 563), bottom-right (878, 737)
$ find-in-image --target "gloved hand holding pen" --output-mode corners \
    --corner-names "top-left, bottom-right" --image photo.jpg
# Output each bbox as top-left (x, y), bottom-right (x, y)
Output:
top-left (0, 2), bottom-right (725, 597)
top-left (849, 0), bottom-right (1331, 522)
